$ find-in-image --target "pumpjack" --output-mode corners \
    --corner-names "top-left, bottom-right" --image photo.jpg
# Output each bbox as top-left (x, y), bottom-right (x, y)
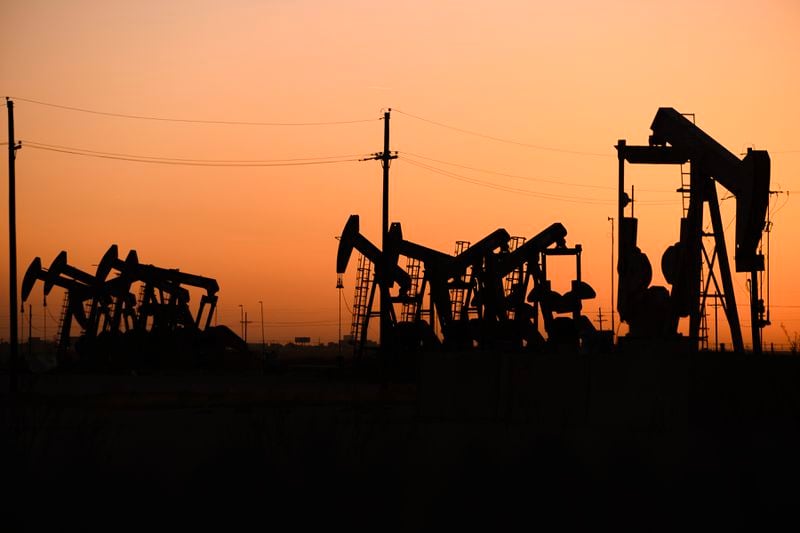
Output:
top-left (492, 223), bottom-right (598, 350)
top-left (385, 220), bottom-right (511, 349)
top-left (336, 215), bottom-right (413, 356)
top-left (616, 108), bottom-right (770, 353)
top-left (95, 244), bottom-right (219, 334)
top-left (21, 245), bottom-right (247, 371)
top-left (21, 256), bottom-right (94, 361)
top-left (337, 214), bottom-right (600, 354)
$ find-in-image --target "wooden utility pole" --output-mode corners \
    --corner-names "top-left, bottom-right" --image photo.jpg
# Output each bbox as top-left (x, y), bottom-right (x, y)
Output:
top-left (363, 110), bottom-right (397, 349)
top-left (259, 300), bottom-right (265, 351)
top-left (7, 98), bottom-right (20, 393)
top-left (379, 110), bottom-right (397, 349)
top-left (608, 216), bottom-right (615, 337)
top-left (28, 304), bottom-right (32, 359)
top-left (381, 110), bottom-right (392, 255)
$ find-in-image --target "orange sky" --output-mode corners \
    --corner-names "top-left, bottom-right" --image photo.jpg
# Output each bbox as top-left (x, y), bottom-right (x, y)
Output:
top-left (1, 0), bottom-right (798, 348)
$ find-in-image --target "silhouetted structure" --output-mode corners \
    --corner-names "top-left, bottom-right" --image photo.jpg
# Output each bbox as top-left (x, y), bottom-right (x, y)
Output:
top-left (616, 108), bottom-right (770, 352)
top-left (21, 245), bottom-right (247, 371)
top-left (337, 215), bottom-right (602, 355)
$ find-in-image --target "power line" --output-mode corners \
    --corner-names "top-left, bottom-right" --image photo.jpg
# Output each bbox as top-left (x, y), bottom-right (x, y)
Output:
top-left (10, 96), bottom-right (377, 126)
top-left (24, 140), bottom-right (367, 164)
top-left (403, 151), bottom-right (610, 190)
top-left (23, 141), bottom-right (364, 167)
top-left (770, 190), bottom-right (791, 220)
top-left (338, 287), bottom-right (354, 317)
top-left (402, 151), bottom-right (675, 193)
top-left (394, 109), bottom-right (613, 157)
top-left (401, 158), bottom-right (675, 206)
top-left (264, 321), bottom-right (339, 327)
top-left (402, 158), bottom-right (611, 204)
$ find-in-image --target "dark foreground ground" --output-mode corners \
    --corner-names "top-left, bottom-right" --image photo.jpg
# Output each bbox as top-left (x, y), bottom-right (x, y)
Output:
top-left (3, 349), bottom-right (800, 531)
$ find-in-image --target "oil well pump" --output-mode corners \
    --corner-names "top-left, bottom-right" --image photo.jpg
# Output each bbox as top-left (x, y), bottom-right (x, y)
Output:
top-left (336, 215), bottom-right (413, 356)
top-left (385, 221), bottom-right (511, 349)
top-left (337, 214), bottom-right (599, 354)
top-left (21, 256), bottom-right (95, 360)
top-left (492, 222), bottom-right (599, 351)
top-left (21, 245), bottom-right (247, 370)
top-left (95, 244), bottom-right (220, 334)
top-left (616, 108), bottom-right (770, 353)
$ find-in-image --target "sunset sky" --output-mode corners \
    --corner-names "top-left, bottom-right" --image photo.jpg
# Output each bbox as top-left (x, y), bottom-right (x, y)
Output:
top-left (1, 0), bottom-right (798, 348)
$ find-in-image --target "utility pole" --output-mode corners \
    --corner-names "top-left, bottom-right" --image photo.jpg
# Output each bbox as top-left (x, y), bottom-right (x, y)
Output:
top-left (335, 235), bottom-right (344, 359)
top-left (762, 189), bottom-right (783, 329)
top-left (713, 294), bottom-right (719, 352)
top-left (238, 304), bottom-right (244, 339)
top-left (259, 300), bottom-right (265, 352)
top-left (381, 110), bottom-right (392, 252)
top-left (363, 110), bottom-right (397, 349)
top-left (379, 109), bottom-right (396, 350)
top-left (336, 274), bottom-right (343, 359)
top-left (597, 307), bottom-right (605, 331)
top-left (608, 216), bottom-right (615, 337)
top-left (7, 98), bottom-right (20, 393)
top-left (28, 304), bottom-right (32, 359)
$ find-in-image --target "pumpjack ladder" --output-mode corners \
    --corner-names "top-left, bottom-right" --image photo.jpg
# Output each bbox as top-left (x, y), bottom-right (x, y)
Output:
top-left (401, 257), bottom-right (423, 323)
top-left (504, 236), bottom-right (527, 320)
top-left (350, 253), bottom-right (373, 356)
top-left (450, 241), bottom-right (471, 320)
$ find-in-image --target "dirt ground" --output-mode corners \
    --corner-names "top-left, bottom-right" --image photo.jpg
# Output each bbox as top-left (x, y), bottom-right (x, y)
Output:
top-left (3, 350), bottom-right (800, 531)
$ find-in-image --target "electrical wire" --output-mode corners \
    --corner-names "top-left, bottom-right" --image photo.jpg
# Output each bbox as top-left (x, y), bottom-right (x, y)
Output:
top-left (403, 151), bottom-right (612, 190)
top-left (46, 307), bottom-right (61, 325)
top-left (402, 158), bottom-right (612, 204)
top-left (401, 157), bottom-right (676, 206)
top-left (394, 109), bottom-right (613, 157)
top-left (23, 140), bottom-right (368, 164)
top-left (23, 141), bottom-right (365, 167)
top-left (261, 318), bottom-right (340, 325)
top-left (402, 151), bottom-right (675, 193)
top-left (770, 191), bottom-right (791, 220)
top-left (10, 96), bottom-right (377, 126)
top-left (340, 289), bottom-right (354, 316)
top-left (265, 321), bottom-right (339, 328)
